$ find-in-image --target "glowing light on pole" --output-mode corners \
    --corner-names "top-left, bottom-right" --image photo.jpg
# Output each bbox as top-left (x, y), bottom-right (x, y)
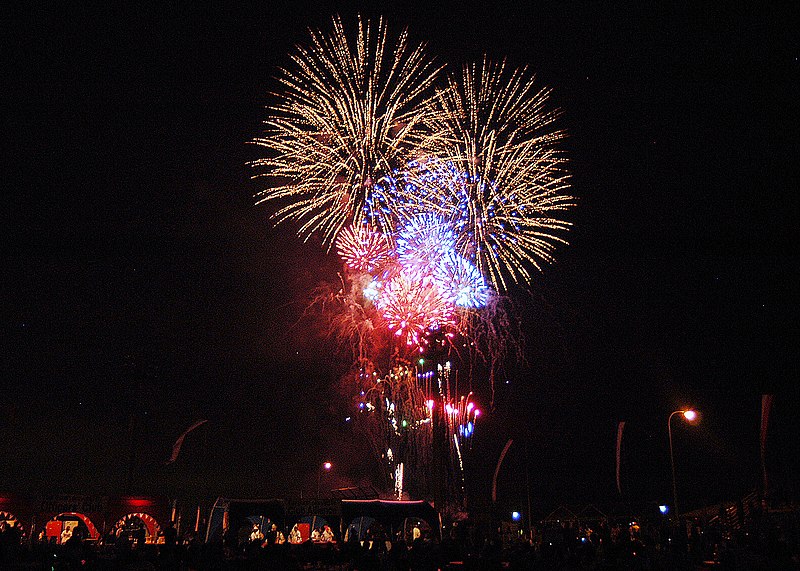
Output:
top-left (668, 409), bottom-right (699, 516)
top-left (317, 461), bottom-right (333, 499)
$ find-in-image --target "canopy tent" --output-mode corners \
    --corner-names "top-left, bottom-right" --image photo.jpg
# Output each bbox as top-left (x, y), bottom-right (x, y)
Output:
top-left (205, 498), bottom-right (286, 543)
top-left (542, 505), bottom-right (579, 524)
top-left (576, 504), bottom-right (608, 524)
top-left (340, 500), bottom-right (440, 541)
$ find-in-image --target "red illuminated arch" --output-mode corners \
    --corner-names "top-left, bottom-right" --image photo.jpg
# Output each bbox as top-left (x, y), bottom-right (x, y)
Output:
top-left (114, 512), bottom-right (162, 543)
top-left (0, 510), bottom-right (23, 532)
top-left (53, 512), bottom-right (100, 541)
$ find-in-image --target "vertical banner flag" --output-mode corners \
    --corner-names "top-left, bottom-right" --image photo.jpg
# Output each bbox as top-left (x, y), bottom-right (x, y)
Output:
top-left (166, 419), bottom-right (208, 464)
top-left (760, 394), bottom-right (774, 494)
top-left (492, 439), bottom-right (514, 503)
top-left (616, 421), bottom-right (625, 495)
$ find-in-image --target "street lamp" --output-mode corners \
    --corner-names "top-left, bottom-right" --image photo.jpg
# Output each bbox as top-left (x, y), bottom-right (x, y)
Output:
top-left (668, 409), bottom-right (698, 517)
top-left (317, 461), bottom-right (332, 499)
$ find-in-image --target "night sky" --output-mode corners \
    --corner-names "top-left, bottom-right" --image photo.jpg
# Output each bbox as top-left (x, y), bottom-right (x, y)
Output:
top-left (3, 2), bottom-right (798, 516)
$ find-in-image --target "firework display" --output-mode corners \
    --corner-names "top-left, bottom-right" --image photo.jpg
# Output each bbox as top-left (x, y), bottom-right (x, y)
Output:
top-left (356, 361), bottom-right (481, 501)
top-left (413, 58), bottom-right (574, 291)
top-left (252, 15), bottom-right (444, 246)
top-left (335, 225), bottom-right (393, 274)
top-left (377, 270), bottom-right (456, 347)
top-left (254, 16), bottom-right (572, 505)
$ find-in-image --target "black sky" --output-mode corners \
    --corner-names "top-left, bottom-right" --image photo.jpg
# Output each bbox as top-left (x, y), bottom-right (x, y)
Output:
top-left (2, 2), bottom-right (798, 514)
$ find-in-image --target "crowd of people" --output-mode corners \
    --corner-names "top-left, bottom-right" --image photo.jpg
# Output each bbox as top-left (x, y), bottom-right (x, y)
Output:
top-left (1, 512), bottom-right (798, 569)
top-left (242, 520), bottom-right (335, 546)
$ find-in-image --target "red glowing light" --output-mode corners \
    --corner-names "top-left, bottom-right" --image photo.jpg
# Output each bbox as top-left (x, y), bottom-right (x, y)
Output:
top-left (377, 270), bottom-right (456, 347)
top-left (124, 498), bottom-right (153, 508)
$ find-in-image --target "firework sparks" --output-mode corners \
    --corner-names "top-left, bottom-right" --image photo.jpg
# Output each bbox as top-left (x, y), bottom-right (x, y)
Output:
top-left (252, 15), bottom-right (445, 246)
top-left (257, 21), bottom-right (574, 504)
top-left (335, 224), bottom-right (393, 273)
top-left (415, 58), bottom-right (574, 291)
top-left (376, 269), bottom-right (456, 347)
top-left (358, 364), bottom-right (434, 495)
top-left (445, 395), bottom-right (481, 444)
top-left (395, 213), bottom-right (458, 272)
top-left (435, 251), bottom-right (491, 309)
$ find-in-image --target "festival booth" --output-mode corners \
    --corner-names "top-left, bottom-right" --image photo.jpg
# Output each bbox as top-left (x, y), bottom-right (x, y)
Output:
top-left (34, 495), bottom-right (172, 544)
top-left (204, 498), bottom-right (286, 544)
top-left (0, 494), bottom-right (28, 536)
top-left (0, 495), bottom-right (172, 544)
top-left (46, 512), bottom-right (101, 543)
top-left (107, 496), bottom-right (171, 544)
top-left (340, 499), bottom-right (441, 542)
top-left (37, 496), bottom-right (106, 543)
top-left (576, 504), bottom-right (608, 527)
top-left (284, 498), bottom-right (342, 543)
top-left (539, 505), bottom-right (581, 547)
top-left (290, 516), bottom-right (339, 543)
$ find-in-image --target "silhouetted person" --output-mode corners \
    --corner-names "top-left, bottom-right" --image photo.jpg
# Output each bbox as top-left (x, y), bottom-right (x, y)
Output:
top-left (264, 523), bottom-right (277, 545)
top-left (163, 520), bottom-right (177, 547)
top-left (134, 524), bottom-right (146, 547)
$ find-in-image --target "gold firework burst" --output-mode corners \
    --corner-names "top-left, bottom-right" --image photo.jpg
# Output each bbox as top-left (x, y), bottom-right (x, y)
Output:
top-left (252, 15), bottom-right (445, 247)
top-left (414, 58), bottom-right (574, 291)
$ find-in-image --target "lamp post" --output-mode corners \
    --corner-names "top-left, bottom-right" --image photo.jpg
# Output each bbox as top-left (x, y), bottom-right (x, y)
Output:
top-left (317, 461), bottom-right (332, 499)
top-left (668, 409), bottom-right (698, 517)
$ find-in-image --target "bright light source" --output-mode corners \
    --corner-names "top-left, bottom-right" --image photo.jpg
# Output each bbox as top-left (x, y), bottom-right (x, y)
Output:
top-left (511, 511), bottom-right (521, 521)
top-left (683, 410), bottom-right (697, 421)
top-left (659, 505), bottom-right (669, 514)
top-left (323, 462), bottom-right (332, 471)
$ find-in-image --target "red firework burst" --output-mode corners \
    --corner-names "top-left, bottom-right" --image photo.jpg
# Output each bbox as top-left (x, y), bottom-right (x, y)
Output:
top-left (335, 225), bottom-right (393, 273)
top-left (376, 270), bottom-right (456, 346)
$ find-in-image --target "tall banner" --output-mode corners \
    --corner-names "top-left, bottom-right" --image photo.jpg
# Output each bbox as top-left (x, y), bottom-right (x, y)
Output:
top-left (165, 419), bottom-right (208, 464)
top-left (760, 394), bottom-right (774, 494)
top-left (616, 421), bottom-right (625, 496)
top-left (492, 439), bottom-right (514, 503)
